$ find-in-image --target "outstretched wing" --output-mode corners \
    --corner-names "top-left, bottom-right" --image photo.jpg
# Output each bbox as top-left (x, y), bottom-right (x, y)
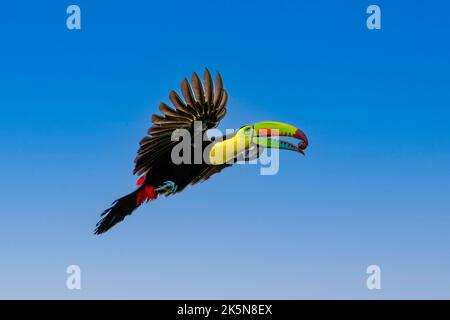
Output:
top-left (134, 68), bottom-right (228, 175)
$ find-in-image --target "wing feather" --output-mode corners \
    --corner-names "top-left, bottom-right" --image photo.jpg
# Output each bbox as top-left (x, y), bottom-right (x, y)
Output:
top-left (191, 72), bottom-right (205, 105)
top-left (169, 91), bottom-right (197, 118)
top-left (203, 68), bottom-right (213, 112)
top-left (159, 102), bottom-right (192, 122)
top-left (180, 78), bottom-right (199, 115)
top-left (213, 72), bottom-right (223, 106)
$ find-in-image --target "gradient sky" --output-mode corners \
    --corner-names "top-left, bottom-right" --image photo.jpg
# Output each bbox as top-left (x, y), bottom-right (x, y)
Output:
top-left (0, 0), bottom-right (449, 299)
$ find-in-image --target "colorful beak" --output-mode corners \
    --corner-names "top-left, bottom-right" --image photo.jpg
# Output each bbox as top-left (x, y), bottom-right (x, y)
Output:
top-left (252, 121), bottom-right (309, 155)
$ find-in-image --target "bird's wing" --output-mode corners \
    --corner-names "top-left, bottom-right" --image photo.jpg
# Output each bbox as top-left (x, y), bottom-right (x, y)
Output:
top-left (134, 68), bottom-right (228, 175)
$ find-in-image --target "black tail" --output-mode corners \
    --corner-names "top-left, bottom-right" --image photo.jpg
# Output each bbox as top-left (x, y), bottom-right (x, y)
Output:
top-left (95, 185), bottom-right (158, 234)
top-left (95, 189), bottom-right (141, 235)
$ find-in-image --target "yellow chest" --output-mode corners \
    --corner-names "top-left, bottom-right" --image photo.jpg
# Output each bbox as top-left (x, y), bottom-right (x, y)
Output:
top-left (209, 135), bottom-right (248, 165)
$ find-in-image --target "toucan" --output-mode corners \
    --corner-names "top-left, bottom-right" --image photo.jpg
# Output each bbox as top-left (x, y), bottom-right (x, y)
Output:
top-left (95, 69), bottom-right (308, 234)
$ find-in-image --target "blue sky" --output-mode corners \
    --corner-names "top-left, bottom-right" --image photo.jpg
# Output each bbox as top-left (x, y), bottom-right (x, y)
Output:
top-left (0, 0), bottom-right (449, 299)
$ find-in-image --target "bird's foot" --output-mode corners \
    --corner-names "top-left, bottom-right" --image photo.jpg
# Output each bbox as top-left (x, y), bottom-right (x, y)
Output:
top-left (155, 180), bottom-right (178, 194)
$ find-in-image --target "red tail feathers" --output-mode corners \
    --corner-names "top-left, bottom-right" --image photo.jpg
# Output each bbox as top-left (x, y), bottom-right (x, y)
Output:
top-left (136, 185), bottom-right (157, 205)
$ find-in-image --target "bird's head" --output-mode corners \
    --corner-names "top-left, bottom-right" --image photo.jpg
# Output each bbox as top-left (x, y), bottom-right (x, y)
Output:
top-left (210, 121), bottom-right (308, 165)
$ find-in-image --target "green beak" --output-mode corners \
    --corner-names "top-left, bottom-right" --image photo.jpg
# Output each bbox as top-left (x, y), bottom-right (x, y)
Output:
top-left (251, 121), bottom-right (308, 154)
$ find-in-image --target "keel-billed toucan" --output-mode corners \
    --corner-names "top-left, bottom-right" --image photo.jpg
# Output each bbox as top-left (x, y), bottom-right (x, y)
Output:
top-left (95, 69), bottom-right (308, 234)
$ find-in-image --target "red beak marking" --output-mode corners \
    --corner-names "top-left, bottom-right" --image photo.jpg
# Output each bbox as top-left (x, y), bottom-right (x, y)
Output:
top-left (294, 129), bottom-right (308, 150)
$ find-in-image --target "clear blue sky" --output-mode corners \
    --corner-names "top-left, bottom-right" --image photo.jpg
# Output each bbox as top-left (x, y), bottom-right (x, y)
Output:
top-left (0, 0), bottom-right (449, 299)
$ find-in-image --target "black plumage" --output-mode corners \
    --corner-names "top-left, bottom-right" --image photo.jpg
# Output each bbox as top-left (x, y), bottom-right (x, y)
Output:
top-left (95, 69), bottom-right (230, 234)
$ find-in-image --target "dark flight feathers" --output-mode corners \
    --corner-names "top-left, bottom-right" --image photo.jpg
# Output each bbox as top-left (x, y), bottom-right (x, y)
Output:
top-left (134, 68), bottom-right (228, 176)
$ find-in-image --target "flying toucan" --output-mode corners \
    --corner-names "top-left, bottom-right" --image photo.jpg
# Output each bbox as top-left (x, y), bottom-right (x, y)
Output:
top-left (95, 69), bottom-right (308, 234)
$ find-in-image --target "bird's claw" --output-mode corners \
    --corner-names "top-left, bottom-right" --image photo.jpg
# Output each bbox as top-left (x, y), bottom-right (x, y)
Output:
top-left (155, 180), bottom-right (178, 194)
